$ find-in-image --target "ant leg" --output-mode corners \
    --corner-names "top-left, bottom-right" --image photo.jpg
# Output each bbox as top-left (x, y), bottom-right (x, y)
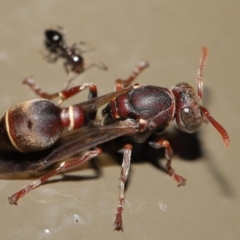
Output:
top-left (84, 59), bottom-right (108, 71)
top-left (148, 139), bottom-right (186, 186)
top-left (114, 144), bottom-right (132, 231)
top-left (62, 57), bottom-right (108, 90)
top-left (115, 61), bottom-right (149, 91)
top-left (73, 41), bottom-right (96, 54)
top-left (45, 52), bottom-right (59, 63)
top-left (63, 61), bottom-right (72, 75)
top-left (71, 43), bottom-right (82, 53)
top-left (63, 66), bottom-right (78, 90)
top-left (38, 48), bottom-right (58, 65)
top-left (63, 76), bottom-right (74, 90)
top-left (63, 61), bottom-right (85, 90)
top-left (8, 148), bottom-right (102, 205)
top-left (63, 59), bottom-right (108, 90)
top-left (23, 77), bottom-right (97, 104)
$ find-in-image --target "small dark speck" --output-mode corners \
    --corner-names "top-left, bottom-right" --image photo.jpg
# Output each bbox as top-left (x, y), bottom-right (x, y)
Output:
top-left (27, 120), bottom-right (33, 130)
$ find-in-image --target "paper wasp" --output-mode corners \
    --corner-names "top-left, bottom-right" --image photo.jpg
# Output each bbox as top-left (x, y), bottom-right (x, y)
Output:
top-left (1, 48), bottom-right (229, 231)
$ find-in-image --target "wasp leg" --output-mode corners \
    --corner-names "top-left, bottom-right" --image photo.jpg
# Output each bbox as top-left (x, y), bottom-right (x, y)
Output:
top-left (8, 148), bottom-right (102, 205)
top-left (114, 144), bottom-right (132, 231)
top-left (115, 61), bottom-right (149, 91)
top-left (149, 139), bottom-right (186, 186)
top-left (23, 78), bottom-right (97, 105)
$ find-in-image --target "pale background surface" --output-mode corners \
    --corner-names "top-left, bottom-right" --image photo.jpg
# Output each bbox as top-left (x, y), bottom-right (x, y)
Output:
top-left (0, 1), bottom-right (239, 239)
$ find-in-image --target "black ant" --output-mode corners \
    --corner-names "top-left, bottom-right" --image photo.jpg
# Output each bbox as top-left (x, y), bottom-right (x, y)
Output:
top-left (44, 28), bottom-right (107, 89)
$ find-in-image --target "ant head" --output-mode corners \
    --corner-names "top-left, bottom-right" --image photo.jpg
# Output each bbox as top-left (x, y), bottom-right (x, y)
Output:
top-left (172, 47), bottom-right (229, 146)
top-left (45, 29), bottom-right (63, 44)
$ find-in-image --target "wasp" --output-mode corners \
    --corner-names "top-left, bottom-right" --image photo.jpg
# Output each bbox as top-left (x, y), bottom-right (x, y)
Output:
top-left (0, 48), bottom-right (229, 231)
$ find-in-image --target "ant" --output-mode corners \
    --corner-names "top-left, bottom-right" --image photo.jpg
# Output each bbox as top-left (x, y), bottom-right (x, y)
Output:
top-left (1, 48), bottom-right (229, 231)
top-left (44, 28), bottom-right (108, 89)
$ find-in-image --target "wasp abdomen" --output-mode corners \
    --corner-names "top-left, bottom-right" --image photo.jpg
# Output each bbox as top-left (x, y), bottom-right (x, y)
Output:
top-left (2, 99), bottom-right (63, 152)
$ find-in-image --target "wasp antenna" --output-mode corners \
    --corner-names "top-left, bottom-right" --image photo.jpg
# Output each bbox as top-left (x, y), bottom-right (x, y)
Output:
top-left (196, 47), bottom-right (208, 100)
top-left (201, 106), bottom-right (230, 147)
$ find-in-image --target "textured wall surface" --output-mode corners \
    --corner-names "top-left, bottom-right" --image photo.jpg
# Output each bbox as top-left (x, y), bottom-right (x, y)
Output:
top-left (0, 1), bottom-right (238, 239)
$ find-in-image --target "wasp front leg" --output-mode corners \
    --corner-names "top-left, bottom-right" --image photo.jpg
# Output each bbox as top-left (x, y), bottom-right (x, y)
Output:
top-left (149, 139), bottom-right (186, 186)
top-left (115, 61), bottom-right (149, 91)
top-left (23, 78), bottom-right (97, 103)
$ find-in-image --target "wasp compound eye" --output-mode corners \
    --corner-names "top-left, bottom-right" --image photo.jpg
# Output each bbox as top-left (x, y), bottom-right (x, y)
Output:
top-left (180, 107), bottom-right (202, 132)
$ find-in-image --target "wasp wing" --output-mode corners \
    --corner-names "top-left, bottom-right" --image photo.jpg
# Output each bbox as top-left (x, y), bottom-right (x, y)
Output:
top-left (0, 120), bottom-right (139, 174)
top-left (75, 86), bottom-right (131, 112)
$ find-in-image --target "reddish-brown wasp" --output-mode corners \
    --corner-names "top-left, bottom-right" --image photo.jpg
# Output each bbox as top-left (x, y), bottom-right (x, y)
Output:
top-left (0, 47), bottom-right (229, 231)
